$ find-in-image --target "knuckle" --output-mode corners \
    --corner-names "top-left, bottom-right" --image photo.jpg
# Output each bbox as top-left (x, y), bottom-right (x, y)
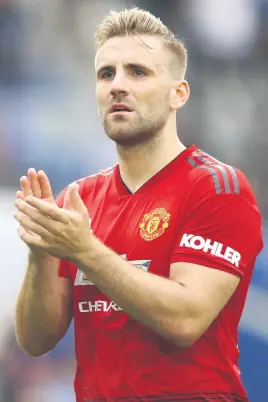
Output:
top-left (68, 215), bottom-right (77, 226)
top-left (53, 224), bottom-right (62, 235)
top-left (33, 191), bottom-right (41, 199)
top-left (16, 212), bottom-right (24, 222)
top-left (47, 207), bottom-right (55, 216)
top-left (31, 210), bottom-right (39, 221)
top-left (19, 202), bottom-right (27, 212)
top-left (19, 230), bottom-right (27, 241)
top-left (74, 215), bottom-right (81, 225)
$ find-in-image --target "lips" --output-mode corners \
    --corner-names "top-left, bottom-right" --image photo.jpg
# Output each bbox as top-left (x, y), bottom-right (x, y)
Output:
top-left (109, 104), bottom-right (133, 113)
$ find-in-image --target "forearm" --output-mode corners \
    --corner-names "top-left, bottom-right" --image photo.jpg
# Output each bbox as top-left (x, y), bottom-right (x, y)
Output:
top-left (15, 251), bottom-right (63, 355)
top-left (78, 239), bottom-right (195, 346)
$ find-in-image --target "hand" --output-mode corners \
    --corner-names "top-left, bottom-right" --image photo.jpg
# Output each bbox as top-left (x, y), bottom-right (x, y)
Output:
top-left (15, 169), bottom-right (55, 255)
top-left (14, 183), bottom-right (91, 263)
top-left (17, 168), bottom-right (55, 203)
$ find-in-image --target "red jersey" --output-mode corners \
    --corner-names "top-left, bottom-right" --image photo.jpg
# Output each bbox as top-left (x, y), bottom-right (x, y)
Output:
top-left (57, 145), bottom-right (263, 402)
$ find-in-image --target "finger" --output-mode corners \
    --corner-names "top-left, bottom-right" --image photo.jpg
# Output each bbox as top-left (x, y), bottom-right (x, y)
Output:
top-left (63, 187), bottom-right (72, 210)
top-left (19, 197), bottom-right (68, 222)
top-left (28, 168), bottom-right (41, 198)
top-left (15, 199), bottom-right (63, 233)
top-left (63, 183), bottom-right (79, 210)
top-left (37, 170), bottom-right (53, 199)
top-left (14, 198), bottom-right (33, 234)
top-left (20, 176), bottom-right (32, 197)
top-left (17, 226), bottom-right (57, 257)
top-left (16, 191), bottom-right (25, 200)
top-left (17, 226), bottom-right (46, 248)
top-left (14, 211), bottom-right (51, 239)
top-left (66, 183), bottom-right (86, 212)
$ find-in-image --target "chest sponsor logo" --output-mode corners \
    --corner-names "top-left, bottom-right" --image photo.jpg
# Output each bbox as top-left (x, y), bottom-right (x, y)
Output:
top-left (74, 257), bottom-right (151, 286)
top-left (139, 207), bottom-right (170, 241)
top-left (179, 233), bottom-right (241, 268)
top-left (78, 300), bottom-right (122, 313)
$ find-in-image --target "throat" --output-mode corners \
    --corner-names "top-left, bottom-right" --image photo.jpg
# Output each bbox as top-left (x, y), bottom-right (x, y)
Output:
top-left (117, 133), bottom-right (186, 194)
top-left (130, 182), bottom-right (145, 194)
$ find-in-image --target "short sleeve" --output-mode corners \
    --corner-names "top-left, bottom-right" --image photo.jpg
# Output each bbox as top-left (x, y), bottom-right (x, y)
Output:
top-left (171, 184), bottom-right (263, 278)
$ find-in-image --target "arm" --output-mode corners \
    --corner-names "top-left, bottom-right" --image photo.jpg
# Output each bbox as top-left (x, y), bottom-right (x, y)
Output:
top-left (15, 251), bottom-right (73, 356)
top-left (15, 169), bottom-right (73, 356)
top-left (78, 241), bottom-right (239, 348)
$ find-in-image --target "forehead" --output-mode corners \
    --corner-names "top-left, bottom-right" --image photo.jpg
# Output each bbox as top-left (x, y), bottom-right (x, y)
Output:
top-left (95, 35), bottom-right (170, 72)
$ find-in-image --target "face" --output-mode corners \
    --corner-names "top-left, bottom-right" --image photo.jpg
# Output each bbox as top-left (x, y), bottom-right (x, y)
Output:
top-left (95, 35), bottom-right (185, 147)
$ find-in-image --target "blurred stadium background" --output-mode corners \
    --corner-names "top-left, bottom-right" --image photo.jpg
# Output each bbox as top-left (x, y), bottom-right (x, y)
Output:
top-left (0, 0), bottom-right (267, 401)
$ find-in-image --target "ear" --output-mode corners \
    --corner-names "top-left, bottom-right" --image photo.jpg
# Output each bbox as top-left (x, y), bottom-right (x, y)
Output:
top-left (170, 80), bottom-right (190, 111)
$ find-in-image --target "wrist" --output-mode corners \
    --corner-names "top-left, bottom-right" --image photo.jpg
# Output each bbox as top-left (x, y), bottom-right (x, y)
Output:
top-left (27, 249), bottom-right (60, 280)
top-left (75, 235), bottom-right (106, 273)
top-left (29, 248), bottom-right (47, 261)
top-left (28, 248), bottom-right (56, 265)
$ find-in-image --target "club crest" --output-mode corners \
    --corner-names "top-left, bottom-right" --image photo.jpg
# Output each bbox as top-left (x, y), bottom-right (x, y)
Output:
top-left (139, 207), bottom-right (170, 241)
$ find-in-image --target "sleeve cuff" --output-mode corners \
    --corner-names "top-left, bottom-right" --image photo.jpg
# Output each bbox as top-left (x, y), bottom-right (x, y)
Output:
top-left (170, 252), bottom-right (244, 278)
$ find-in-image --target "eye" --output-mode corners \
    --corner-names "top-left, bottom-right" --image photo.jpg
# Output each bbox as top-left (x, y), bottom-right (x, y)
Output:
top-left (100, 71), bottom-right (114, 80)
top-left (133, 69), bottom-right (146, 77)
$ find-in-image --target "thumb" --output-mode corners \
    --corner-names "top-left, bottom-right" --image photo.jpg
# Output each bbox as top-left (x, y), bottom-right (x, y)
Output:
top-left (64, 183), bottom-right (85, 211)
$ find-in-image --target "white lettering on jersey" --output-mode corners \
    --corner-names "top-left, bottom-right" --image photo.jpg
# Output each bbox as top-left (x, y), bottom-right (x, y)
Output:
top-left (179, 234), bottom-right (241, 268)
top-left (78, 300), bottom-right (123, 313)
top-left (74, 257), bottom-right (151, 286)
top-left (76, 256), bottom-right (151, 313)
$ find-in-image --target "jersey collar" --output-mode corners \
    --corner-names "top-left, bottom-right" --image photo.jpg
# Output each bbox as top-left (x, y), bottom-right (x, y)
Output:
top-left (114, 144), bottom-right (197, 197)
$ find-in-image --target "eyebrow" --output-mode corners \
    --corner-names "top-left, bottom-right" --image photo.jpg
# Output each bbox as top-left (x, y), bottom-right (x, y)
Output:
top-left (96, 63), bottom-right (155, 75)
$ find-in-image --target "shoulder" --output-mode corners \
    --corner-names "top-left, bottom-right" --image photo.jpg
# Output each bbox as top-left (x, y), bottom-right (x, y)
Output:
top-left (56, 165), bottom-right (117, 206)
top-left (187, 148), bottom-right (257, 204)
top-left (181, 150), bottom-right (263, 256)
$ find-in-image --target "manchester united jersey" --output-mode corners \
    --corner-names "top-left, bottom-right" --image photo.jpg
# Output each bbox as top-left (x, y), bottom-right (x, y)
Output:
top-left (57, 145), bottom-right (263, 402)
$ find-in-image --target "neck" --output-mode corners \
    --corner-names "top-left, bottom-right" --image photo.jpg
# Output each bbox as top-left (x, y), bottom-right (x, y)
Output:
top-left (116, 123), bottom-right (186, 193)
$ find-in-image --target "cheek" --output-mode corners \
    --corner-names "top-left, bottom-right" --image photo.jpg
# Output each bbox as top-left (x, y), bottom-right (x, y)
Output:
top-left (153, 88), bottom-right (171, 110)
top-left (138, 83), bottom-right (170, 105)
top-left (141, 92), bottom-right (169, 112)
top-left (96, 85), bottom-right (107, 106)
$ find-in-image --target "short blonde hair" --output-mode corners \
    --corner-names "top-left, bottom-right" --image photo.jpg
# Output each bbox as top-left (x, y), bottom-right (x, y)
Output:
top-left (95, 8), bottom-right (187, 77)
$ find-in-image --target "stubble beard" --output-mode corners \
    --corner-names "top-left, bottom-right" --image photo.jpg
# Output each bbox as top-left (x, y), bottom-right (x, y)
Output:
top-left (101, 112), bottom-right (167, 148)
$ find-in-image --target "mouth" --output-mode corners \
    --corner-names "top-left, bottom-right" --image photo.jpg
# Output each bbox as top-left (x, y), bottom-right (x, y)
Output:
top-left (109, 104), bottom-right (133, 115)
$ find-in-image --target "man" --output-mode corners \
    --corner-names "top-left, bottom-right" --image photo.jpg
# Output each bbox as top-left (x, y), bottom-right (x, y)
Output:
top-left (14, 8), bottom-right (263, 402)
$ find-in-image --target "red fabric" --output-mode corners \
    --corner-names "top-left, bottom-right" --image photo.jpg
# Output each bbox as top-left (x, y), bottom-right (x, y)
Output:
top-left (57, 145), bottom-right (262, 401)
top-left (171, 186), bottom-right (263, 278)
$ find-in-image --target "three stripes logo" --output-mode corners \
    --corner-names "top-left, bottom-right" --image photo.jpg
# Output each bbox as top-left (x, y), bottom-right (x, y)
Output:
top-left (187, 151), bottom-right (240, 195)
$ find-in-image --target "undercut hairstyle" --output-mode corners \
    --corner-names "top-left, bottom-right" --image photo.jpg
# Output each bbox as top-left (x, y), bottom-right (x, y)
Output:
top-left (95, 7), bottom-right (187, 78)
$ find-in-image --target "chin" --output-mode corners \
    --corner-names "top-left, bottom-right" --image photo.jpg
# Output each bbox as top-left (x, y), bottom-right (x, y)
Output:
top-left (106, 128), bottom-right (156, 147)
top-left (104, 120), bottom-right (134, 141)
top-left (107, 130), bottom-right (140, 146)
top-left (103, 115), bottom-right (165, 147)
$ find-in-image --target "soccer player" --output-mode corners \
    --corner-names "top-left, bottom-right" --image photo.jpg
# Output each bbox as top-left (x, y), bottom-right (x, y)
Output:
top-left (14, 8), bottom-right (263, 402)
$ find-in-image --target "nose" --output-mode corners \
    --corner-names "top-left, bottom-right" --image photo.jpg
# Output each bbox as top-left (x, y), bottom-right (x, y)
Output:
top-left (110, 72), bottom-right (129, 97)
